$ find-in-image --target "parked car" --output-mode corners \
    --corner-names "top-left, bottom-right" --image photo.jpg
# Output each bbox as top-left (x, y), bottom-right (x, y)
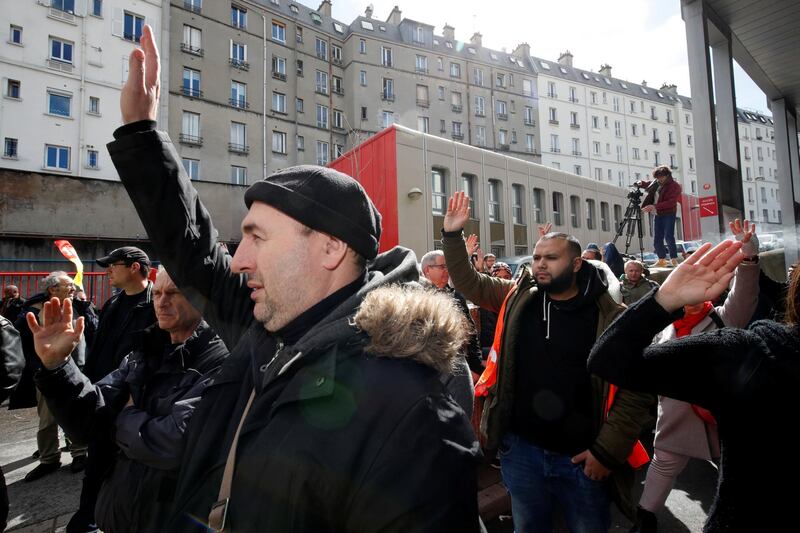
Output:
top-left (759, 233), bottom-right (782, 251)
top-left (499, 255), bottom-right (532, 280)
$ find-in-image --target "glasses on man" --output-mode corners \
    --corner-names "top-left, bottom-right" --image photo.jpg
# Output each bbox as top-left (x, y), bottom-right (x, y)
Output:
top-left (429, 264), bottom-right (448, 270)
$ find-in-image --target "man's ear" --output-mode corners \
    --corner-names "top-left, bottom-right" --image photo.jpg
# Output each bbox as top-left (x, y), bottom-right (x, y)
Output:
top-left (573, 256), bottom-right (583, 272)
top-left (321, 234), bottom-right (349, 271)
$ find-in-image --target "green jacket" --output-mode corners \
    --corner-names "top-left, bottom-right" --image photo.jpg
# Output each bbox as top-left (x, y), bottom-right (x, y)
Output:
top-left (442, 233), bottom-right (654, 519)
top-left (620, 276), bottom-right (660, 306)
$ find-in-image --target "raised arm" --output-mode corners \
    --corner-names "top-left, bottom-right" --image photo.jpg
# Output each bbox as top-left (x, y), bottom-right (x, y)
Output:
top-left (107, 25), bottom-right (252, 347)
top-left (441, 192), bottom-right (514, 313)
top-left (717, 219), bottom-right (760, 327)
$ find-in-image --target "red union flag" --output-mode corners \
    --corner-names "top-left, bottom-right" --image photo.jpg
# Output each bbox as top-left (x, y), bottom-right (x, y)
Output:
top-left (55, 239), bottom-right (84, 289)
top-left (699, 196), bottom-right (718, 218)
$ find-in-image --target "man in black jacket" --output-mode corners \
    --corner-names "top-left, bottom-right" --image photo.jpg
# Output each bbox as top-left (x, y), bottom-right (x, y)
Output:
top-left (1, 314), bottom-right (24, 531)
top-left (70, 246), bottom-right (156, 533)
top-left (104, 25), bottom-right (480, 532)
top-left (29, 267), bottom-right (228, 532)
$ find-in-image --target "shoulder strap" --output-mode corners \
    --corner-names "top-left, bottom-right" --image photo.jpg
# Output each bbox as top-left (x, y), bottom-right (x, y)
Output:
top-left (208, 389), bottom-right (256, 532)
top-left (708, 309), bottom-right (726, 329)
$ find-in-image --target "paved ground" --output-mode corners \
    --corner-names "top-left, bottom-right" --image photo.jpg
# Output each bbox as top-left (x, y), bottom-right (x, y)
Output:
top-left (2, 404), bottom-right (715, 532)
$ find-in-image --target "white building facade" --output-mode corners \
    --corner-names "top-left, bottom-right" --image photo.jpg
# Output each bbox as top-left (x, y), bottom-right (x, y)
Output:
top-left (1, 0), bottom-right (164, 180)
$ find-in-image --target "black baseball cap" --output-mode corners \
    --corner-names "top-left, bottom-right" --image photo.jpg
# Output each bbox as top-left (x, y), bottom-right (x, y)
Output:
top-left (96, 246), bottom-right (151, 268)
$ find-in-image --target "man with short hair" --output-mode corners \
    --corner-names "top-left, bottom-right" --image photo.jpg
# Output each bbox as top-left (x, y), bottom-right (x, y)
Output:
top-left (621, 260), bottom-right (660, 306)
top-left (69, 246), bottom-right (156, 533)
top-left (443, 191), bottom-right (654, 532)
top-left (483, 253), bottom-right (497, 273)
top-left (639, 166), bottom-right (682, 267)
top-left (103, 26), bottom-right (480, 532)
top-left (13, 272), bottom-right (88, 481)
top-left (0, 285), bottom-right (25, 321)
top-left (30, 267), bottom-right (228, 533)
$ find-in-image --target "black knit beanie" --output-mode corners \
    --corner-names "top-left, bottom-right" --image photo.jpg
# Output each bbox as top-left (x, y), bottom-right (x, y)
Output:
top-left (244, 165), bottom-right (382, 259)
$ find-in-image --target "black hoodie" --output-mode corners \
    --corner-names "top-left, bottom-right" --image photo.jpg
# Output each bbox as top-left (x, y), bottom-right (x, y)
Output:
top-left (511, 260), bottom-right (608, 455)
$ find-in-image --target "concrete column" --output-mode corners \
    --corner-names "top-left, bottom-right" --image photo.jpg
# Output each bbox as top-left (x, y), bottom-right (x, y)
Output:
top-left (711, 39), bottom-right (738, 169)
top-left (772, 98), bottom-right (800, 264)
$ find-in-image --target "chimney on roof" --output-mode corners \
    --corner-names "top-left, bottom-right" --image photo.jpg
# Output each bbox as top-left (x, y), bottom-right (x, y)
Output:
top-left (317, 0), bottom-right (331, 17)
top-left (641, 80), bottom-right (648, 87)
top-left (558, 50), bottom-right (573, 67)
top-left (599, 64), bottom-right (612, 77)
top-left (660, 83), bottom-right (678, 95)
top-left (470, 32), bottom-right (482, 47)
top-left (443, 23), bottom-right (455, 41)
top-left (512, 42), bottom-right (530, 59)
top-left (365, 4), bottom-right (373, 19)
top-left (386, 5), bottom-right (401, 25)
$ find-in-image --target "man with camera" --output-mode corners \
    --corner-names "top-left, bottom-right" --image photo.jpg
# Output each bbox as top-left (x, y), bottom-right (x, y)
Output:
top-left (638, 166), bottom-right (683, 268)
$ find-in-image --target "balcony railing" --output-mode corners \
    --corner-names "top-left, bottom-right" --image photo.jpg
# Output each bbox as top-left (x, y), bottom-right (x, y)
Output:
top-left (572, 150), bottom-right (582, 156)
top-left (668, 140), bottom-right (676, 146)
top-left (415, 66), bottom-right (428, 74)
top-left (569, 122), bottom-right (579, 128)
top-left (181, 87), bottom-right (203, 98)
top-left (272, 71), bottom-right (287, 81)
top-left (568, 97), bottom-right (579, 103)
top-left (549, 119), bottom-right (559, 125)
top-left (228, 143), bottom-right (249, 154)
top-left (498, 143), bottom-right (510, 151)
top-left (332, 86), bottom-right (344, 95)
top-left (452, 132), bottom-right (464, 140)
top-left (550, 147), bottom-right (561, 153)
top-left (496, 112), bottom-right (508, 121)
top-left (451, 104), bottom-right (462, 113)
top-left (332, 57), bottom-right (342, 65)
top-left (524, 119), bottom-right (535, 126)
top-left (49, 6), bottom-right (76, 23)
top-left (229, 58), bottom-right (249, 71)
top-left (229, 98), bottom-right (249, 109)
top-left (179, 134), bottom-right (203, 146)
top-left (416, 98), bottom-right (429, 108)
top-left (652, 138), bottom-right (660, 144)
top-left (380, 92), bottom-right (395, 102)
top-left (180, 43), bottom-right (204, 56)
top-left (475, 110), bottom-right (485, 117)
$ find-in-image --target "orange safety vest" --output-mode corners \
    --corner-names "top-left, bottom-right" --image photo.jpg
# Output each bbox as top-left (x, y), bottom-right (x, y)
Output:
top-left (474, 284), bottom-right (650, 469)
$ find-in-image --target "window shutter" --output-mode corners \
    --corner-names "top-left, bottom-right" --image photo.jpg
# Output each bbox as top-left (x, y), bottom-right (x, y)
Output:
top-left (111, 8), bottom-right (124, 37)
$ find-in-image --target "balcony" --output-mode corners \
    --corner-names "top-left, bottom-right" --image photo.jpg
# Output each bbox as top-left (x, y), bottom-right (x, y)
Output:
top-left (184, 1), bottom-right (201, 13)
top-left (181, 87), bottom-right (203, 98)
top-left (179, 134), bottom-right (203, 146)
top-left (550, 147), bottom-right (561, 153)
top-left (272, 71), bottom-right (287, 81)
top-left (180, 43), bottom-right (204, 56)
top-left (572, 150), bottom-right (582, 156)
top-left (229, 98), bottom-right (249, 109)
top-left (380, 92), bottom-right (395, 102)
top-left (332, 57), bottom-right (342, 66)
top-left (524, 119), bottom-right (535, 126)
top-left (451, 104), bottom-right (462, 113)
top-left (496, 112), bottom-right (508, 121)
top-left (498, 144), bottom-right (510, 151)
top-left (315, 88), bottom-right (329, 96)
top-left (569, 122), bottom-right (579, 129)
top-left (49, 6), bottom-right (76, 24)
top-left (452, 132), bottom-right (464, 140)
top-left (229, 58), bottom-right (249, 71)
top-left (47, 59), bottom-right (74, 73)
top-left (568, 97), bottom-right (579, 103)
top-left (415, 66), bottom-right (428, 74)
top-left (652, 138), bottom-right (660, 144)
top-left (549, 119), bottom-right (559, 125)
top-left (475, 110), bottom-right (485, 117)
top-left (547, 93), bottom-right (558, 99)
top-left (756, 135), bottom-right (763, 140)
top-left (333, 86), bottom-right (344, 95)
top-left (228, 143), bottom-right (249, 154)
top-left (416, 98), bottom-right (429, 108)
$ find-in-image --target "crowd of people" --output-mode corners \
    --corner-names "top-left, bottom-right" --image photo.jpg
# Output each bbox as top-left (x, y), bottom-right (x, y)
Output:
top-left (0, 25), bottom-right (798, 533)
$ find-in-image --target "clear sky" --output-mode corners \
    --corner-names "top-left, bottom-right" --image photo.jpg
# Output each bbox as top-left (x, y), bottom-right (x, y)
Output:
top-left (329, 0), bottom-right (770, 115)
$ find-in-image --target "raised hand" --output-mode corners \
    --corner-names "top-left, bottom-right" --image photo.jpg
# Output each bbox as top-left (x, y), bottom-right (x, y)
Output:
top-left (121, 25), bottom-right (161, 124)
top-left (26, 297), bottom-right (85, 370)
top-left (537, 222), bottom-right (552, 238)
top-left (465, 234), bottom-right (479, 256)
top-left (729, 218), bottom-right (758, 256)
top-left (443, 191), bottom-right (471, 232)
top-left (655, 240), bottom-right (745, 312)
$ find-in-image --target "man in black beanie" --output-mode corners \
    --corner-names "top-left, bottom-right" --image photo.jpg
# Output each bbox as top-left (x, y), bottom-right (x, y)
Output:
top-left (105, 26), bottom-right (480, 532)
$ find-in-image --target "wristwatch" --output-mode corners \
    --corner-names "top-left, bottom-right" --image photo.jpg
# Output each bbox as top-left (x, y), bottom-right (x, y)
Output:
top-left (741, 255), bottom-right (759, 264)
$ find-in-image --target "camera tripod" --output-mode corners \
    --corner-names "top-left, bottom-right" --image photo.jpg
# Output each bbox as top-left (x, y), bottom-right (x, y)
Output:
top-left (613, 187), bottom-right (646, 259)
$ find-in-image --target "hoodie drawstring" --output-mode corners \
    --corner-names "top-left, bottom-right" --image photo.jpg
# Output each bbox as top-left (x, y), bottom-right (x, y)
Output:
top-left (542, 293), bottom-right (552, 340)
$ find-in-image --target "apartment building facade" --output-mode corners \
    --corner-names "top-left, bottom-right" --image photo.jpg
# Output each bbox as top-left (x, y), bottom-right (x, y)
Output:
top-left (1, 0), bottom-right (165, 179)
top-left (738, 109), bottom-right (781, 229)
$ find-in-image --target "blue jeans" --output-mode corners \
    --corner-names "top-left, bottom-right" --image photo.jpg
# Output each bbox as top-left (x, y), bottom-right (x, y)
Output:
top-left (653, 213), bottom-right (677, 259)
top-left (499, 433), bottom-right (611, 533)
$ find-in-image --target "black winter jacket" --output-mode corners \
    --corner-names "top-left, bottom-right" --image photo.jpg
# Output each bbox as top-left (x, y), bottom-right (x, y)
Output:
top-left (0, 316), bottom-right (23, 405)
top-left (589, 292), bottom-right (800, 532)
top-left (35, 321), bottom-right (228, 533)
top-left (107, 125), bottom-right (481, 533)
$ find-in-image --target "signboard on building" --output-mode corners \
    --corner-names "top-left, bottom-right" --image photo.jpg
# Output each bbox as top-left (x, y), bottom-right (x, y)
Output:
top-left (699, 196), bottom-right (718, 217)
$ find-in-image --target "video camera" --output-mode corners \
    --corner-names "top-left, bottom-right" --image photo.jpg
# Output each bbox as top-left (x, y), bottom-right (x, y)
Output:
top-left (627, 182), bottom-right (645, 203)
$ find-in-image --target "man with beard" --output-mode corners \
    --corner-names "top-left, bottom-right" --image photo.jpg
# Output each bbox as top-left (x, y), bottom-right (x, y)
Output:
top-left (442, 191), bottom-right (653, 532)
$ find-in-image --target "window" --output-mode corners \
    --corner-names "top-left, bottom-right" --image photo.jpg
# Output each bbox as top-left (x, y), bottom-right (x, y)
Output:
top-left (591, 116), bottom-right (599, 129)
top-left (181, 111), bottom-right (201, 142)
top-left (569, 111), bottom-right (579, 126)
top-left (272, 56), bottom-right (286, 78)
top-left (473, 68), bottom-right (484, 86)
top-left (231, 81), bottom-right (246, 107)
top-left (614, 121), bottom-right (622, 137)
top-left (182, 158), bottom-right (200, 181)
top-left (182, 68), bottom-right (201, 97)
top-left (570, 195), bottom-right (581, 228)
top-left (524, 106), bottom-right (534, 125)
top-left (230, 122), bottom-right (246, 150)
top-left (594, 168), bottom-right (603, 180)
top-left (7, 79), bottom-right (20, 98)
top-left (437, 86), bottom-right (445, 101)
top-left (526, 134), bottom-right (535, 153)
top-left (182, 25), bottom-right (202, 54)
top-left (359, 39), bottom-right (366, 54)
top-left (654, 152), bottom-right (661, 166)
top-left (613, 204), bottom-right (623, 230)
top-left (600, 201), bottom-right (610, 231)
top-left (271, 21), bottom-right (285, 42)
top-left (418, 116), bottom-right (429, 133)
top-left (272, 131), bottom-right (286, 154)
top-left (272, 91), bottom-right (286, 113)
top-left (230, 41), bottom-right (247, 66)
top-left (548, 107), bottom-right (558, 123)
top-left (333, 109), bottom-right (344, 129)
top-left (88, 96), bottom-right (100, 114)
top-left (47, 90), bottom-right (71, 117)
top-left (550, 134), bottom-right (560, 153)
top-left (316, 104), bottom-right (328, 128)
top-left (50, 37), bottom-right (73, 63)
top-left (361, 107), bottom-right (368, 121)
top-left (296, 27), bottom-right (303, 43)
top-left (476, 126), bottom-right (486, 146)
top-left (449, 63), bottom-right (461, 78)
top-left (296, 135), bottom-right (304, 151)
top-left (612, 97), bottom-right (620, 112)
top-left (593, 141), bottom-right (601, 155)
top-left (10, 24), bottom-right (22, 44)
top-left (86, 149), bottom-right (99, 169)
top-left (488, 180), bottom-right (502, 222)
top-left (496, 100), bottom-right (508, 118)
top-left (496, 73), bottom-right (506, 88)
top-left (512, 184), bottom-right (525, 225)
top-left (359, 70), bottom-right (367, 86)
top-left (616, 145), bottom-right (623, 162)
top-left (295, 97), bottom-right (304, 113)
top-left (415, 25), bottom-right (424, 43)
top-left (123, 12), bottom-right (145, 42)
top-left (231, 5), bottom-right (246, 28)
top-left (91, 0), bottom-right (102, 16)
top-left (315, 70), bottom-right (328, 94)
top-left (3, 138), bottom-right (18, 158)
top-left (586, 199), bottom-right (596, 229)
top-left (45, 144), bottom-right (70, 170)
top-left (452, 121), bottom-right (462, 138)
top-left (331, 44), bottom-right (342, 64)
top-left (547, 81), bottom-right (557, 98)
top-left (315, 38), bottom-right (328, 60)
top-left (381, 111), bottom-right (394, 128)
top-left (498, 129), bottom-right (508, 146)
top-left (415, 55), bottom-right (428, 73)
top-left (184, 0), bottom-right (201, 12)
top-left (552, 192), bottom-right (564, 226)
top-left (231, 166), bottom-right (247, 185)
top-left (332, 76), bottom-right (343, 95)
top-left (431, 169), bottom-right (447, 215)
top-left (381, 78), bottom-right (394, 100)
top-left (523, 79), bottom-right (534, 97)
top-left (52, 0), bottom-right (75, 13)
top-left (381, 46), bottom-right (393, 67)
top-left (475, 96), bottom-right (485, 117)
top-left (416, 84), bottom-right (429, 106)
